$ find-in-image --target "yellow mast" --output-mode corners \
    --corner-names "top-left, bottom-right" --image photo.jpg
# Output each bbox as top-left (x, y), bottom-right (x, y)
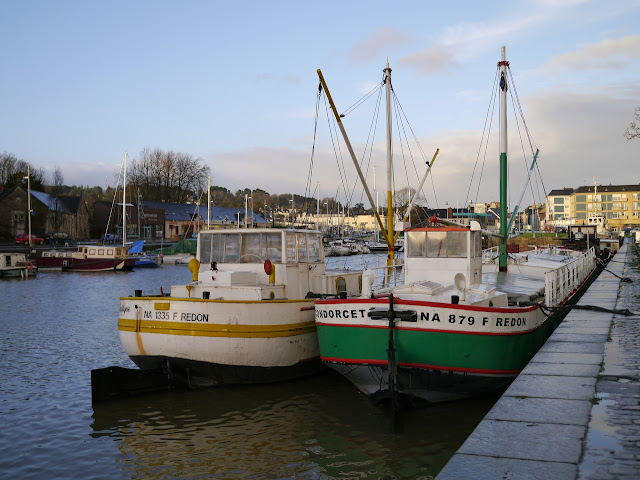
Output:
top-left (316, 69), bottom-right (392, 250)
top-left (384, 60), bottom-right (394, 270)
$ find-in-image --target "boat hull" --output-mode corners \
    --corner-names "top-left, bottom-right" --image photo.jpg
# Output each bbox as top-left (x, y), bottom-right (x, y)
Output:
top-left (314, 265), bottom-right (598, 403)
top-left (118, 296), bottom-right (322, 385)
top-left (34, 256), bottom-right (135, 272)
top-left (0, 267), bottom-right (37, 279)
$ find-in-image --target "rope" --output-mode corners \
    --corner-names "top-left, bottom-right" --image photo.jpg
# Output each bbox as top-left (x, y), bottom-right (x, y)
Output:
top-left (518, 301), bottom-right (638, 318)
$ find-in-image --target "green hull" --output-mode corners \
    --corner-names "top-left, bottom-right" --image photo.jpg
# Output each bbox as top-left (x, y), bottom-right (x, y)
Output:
top-left (317, 319), bottom-right (550, 375)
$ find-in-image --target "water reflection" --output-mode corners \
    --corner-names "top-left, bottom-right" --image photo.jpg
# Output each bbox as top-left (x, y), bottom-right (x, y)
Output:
top-left (92, 372), bottom-right (498, 479)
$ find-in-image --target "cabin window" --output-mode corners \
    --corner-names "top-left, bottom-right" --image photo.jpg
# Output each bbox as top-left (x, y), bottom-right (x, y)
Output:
top-left (407, 231), bottom-right (427, 257)
top-left (200, 232), bottom-right (283, 264)
top-left (265, 233), bottom-right (282, 263)
top-left (285, 233), bottom-right (297, 262)
top-left (200, 233), bottom-right (213, 263)
top-left (98, 249), bottom-right (104, 255)
top-left (307, 235), bottom-right (321, 262)
top-left (241, 233), bottom-right (262, 262)
top-left (335, 277), bottom-right (347, 296)
top-left (425, 231), bottom-right (468, 258)
top-left (107, 249), bottom-right (114, 255)
top-left (297, 234), bottom-right (308, 263)
top-left (472, 232), bottom-right (481, 258)
top-left (223, 234), bottom-right (241, 262)
top-left (89, 249), bottom-right (96, 255)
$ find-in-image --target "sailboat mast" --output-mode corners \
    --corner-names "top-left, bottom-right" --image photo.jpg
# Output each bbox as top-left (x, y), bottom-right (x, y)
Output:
top-left (123, 151), bottom-right (127, 246)
top-left (208, 175), bottom-right (211, 229)
top-left (384, 60), bottom-right (394, 266)
top-left (498, 47), bottom-right (508, 271)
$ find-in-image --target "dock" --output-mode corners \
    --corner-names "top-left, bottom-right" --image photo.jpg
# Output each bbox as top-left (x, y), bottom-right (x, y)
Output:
top-left (437, 242), bottom-right (640, 479)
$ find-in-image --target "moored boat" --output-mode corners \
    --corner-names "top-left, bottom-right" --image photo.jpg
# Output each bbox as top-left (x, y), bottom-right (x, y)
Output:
top-left (313, 48), bottom-right (600, 404)
top-left (0, 252), bottom-right (37, 279)
top-left (315, 222), bottom-right (598, 403)
top-left (129, 240), bottom-right (161, 267)
top-left (117, 228), bottom-right (363, 386)
top-left (33, 244), bottom-right (135, 272)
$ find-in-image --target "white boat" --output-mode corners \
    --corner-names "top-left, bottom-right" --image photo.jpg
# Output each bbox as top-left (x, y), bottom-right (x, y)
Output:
top-left (313, 49), bottom-right (600, 405)
top-left (118, 228), bottom-right (363, 386)
top-left (324, 240), bottom-right (351, 257)
top-left (0, 252), bottom-right (37, 279)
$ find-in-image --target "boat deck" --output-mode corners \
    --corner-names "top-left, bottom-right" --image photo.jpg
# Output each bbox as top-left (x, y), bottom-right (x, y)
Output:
top-left (482, 271), bottom-right (545, 303)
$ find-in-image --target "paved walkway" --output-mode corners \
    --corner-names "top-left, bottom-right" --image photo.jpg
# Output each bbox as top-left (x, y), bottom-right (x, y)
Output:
top-left (437, 242), bottom-right (640, 480)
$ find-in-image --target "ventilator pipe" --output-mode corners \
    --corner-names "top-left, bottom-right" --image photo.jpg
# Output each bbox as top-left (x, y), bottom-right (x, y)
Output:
top-left (361, 269), bottom-right (376, 298)
top-left (188, 258), bottom-right (200, 282)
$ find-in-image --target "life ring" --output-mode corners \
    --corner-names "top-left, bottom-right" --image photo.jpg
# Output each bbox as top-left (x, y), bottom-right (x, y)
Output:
top-left (26, 261), bottom-right (34, 271)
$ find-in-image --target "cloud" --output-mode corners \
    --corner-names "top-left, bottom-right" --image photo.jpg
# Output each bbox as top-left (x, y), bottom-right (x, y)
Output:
top-left (398, 44), bottom-right (459, 75)
top-left (398, 16), bottom-right (540, 75)
top-left (349, 27), bottom-right (409, 63)
top-left (543, 35), bottom-right (640, 71)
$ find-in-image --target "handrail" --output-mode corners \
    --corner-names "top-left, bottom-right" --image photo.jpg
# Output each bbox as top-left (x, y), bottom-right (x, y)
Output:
top-left (545, 247), bottom-right (596, 307)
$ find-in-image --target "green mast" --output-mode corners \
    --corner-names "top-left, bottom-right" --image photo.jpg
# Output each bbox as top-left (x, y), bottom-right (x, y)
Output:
top-left (498, 46), bottom-right (509, 272)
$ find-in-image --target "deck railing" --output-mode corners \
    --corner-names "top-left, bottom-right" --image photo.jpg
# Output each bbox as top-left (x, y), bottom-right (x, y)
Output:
top-left (544, 247), bottom-right (596, 307)
top-left (326, 254), bottom-right (404, 291)
top-left (482, 246), bottom-right (500, 263)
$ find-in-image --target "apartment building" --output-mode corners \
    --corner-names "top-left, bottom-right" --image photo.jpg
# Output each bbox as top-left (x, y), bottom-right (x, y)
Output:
top-left (546, 184), bottom-right (640, 232)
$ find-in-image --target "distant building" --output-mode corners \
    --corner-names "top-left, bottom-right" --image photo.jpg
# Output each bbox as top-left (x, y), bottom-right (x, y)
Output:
top-left (0, 186), bottom-right (89, 240)
top-left (546, 184), bottom-right (640, 232)
top-left (94, 200), bottom-right (267, 241)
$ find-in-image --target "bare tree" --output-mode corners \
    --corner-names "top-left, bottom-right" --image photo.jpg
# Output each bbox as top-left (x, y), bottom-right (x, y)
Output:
top-left (129, 147), bottom-right (210, 203)
top-left (51, 167), bottom-right (65, 232)
top-left (0, 152), bottom-right (46, 190)
top-left (624, 106), bottom-right (640, 140)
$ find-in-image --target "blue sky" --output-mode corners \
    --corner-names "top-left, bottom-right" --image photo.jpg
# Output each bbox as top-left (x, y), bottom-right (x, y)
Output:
top-left (1, 0), bottom-right (639, 209)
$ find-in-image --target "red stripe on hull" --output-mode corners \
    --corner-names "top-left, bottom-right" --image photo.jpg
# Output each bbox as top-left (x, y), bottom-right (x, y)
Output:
top-left (320, 356), bottom-right (521, 375)
top-left (316, 296), bottom-right (539, 314)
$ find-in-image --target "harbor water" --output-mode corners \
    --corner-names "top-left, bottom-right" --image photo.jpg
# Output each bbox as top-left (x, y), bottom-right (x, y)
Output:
top-left (0, 254), bottom-right (498, 479)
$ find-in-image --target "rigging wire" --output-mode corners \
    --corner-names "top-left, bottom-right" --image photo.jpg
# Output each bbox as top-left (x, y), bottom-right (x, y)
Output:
top-left (507, 66), bottom-right (549, 211)
top-left (466, 68), bottom-right (499, 208)
top-left (302, 84), bottom-right (323, 225)
top-left (345, 81), bottom-right (384, 218)
top-left (340, 80), bottom-right (385, 118)
top-left (391, 87), bottom-right (436, 221)
top-left (322, 93), bottom-right (350, 219)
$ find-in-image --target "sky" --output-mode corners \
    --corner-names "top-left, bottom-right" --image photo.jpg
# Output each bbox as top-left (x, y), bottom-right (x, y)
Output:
top-left (1, 0), bottom-right (639, 210)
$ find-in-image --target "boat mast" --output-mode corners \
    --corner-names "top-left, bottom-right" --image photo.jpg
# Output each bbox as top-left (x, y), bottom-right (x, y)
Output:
top-left (384, 60), bottom-right (394, 268)
top-left (123, 151), bottom-right (127, 247)
top-left (25, 164), bottom-right (32, 246)
top-left (498, 47), bottom-right (508, 271)
top-left (208, 175), bottom-right (211, 228)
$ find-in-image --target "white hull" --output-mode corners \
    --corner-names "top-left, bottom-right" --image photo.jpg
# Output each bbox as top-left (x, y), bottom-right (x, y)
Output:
top-left (119, 297), bottom-right (318, 369)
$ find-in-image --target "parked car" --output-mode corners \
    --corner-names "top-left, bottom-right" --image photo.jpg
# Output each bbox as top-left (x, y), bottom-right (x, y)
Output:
top-left (14, 233), bottom-right (45, 245)
top-left (100, 233), bottom-right (122, 244)
top-left (44, 232), bottom-right (77, 246)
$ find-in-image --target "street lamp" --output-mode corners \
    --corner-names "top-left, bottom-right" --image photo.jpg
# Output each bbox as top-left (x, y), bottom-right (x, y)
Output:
top-left (289, 197), bottom-right (294, 228)
top-left (323, 202), bottom-right (328, 231)
top-left (22, 165), bottom-right (32, 247)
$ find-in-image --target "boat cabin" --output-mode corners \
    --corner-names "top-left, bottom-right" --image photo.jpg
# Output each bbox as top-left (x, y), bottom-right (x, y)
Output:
top-left (404, 222), bottom-right (483, 289)
top-left (72, 245), bottom-right (130, 259)
top-left (185, 228), bottom-right (361, 300)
